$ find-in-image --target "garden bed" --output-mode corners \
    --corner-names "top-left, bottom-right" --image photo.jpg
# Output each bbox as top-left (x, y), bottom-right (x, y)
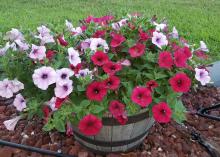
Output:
top-left (0, 86), bottom-right (219, 157)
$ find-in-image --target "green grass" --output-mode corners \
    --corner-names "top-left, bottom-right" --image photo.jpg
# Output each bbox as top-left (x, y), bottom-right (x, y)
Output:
top-left (0, 0), bottom-right (220, 60)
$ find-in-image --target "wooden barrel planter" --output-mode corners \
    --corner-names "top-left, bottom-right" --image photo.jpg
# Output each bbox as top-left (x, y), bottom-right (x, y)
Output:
top-left (73, 110), bottom-right (154, 154)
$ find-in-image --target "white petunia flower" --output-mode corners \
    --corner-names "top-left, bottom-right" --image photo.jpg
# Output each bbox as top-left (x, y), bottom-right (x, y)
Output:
top-left (153, 22), bottom-right (167, 31)
top-left (10, 79), bottom-right (24, 93)
top-left (55, 80), bottom-right (73, 98)
top-left (47, 97), bottom-right (57, 111)
top-left (29, 44), bottom-right (46, 60)
top-left (32, 66), bottom-right (56, 90)
top-left (0, 79), bottom-right (14, 98)
top-left (90, 38), bottom-right (109, 52)
top-left (68, 47), bottom-right (81, 66)
top-left (35, 25), bottom-right (54, 45)
top-left (75, 68), bottom-right (93, 79)
top-left (3, 116), bottom-right (22, 131)
top-left (195, 68), bottom-right (211, 86)
top-left (0, 42), bottom-right (10, 56)
top-left (171, 27), bottom-right (179, 39)
top-left (65, 20), bottom-right (74, 32)
top-left (152, 32), bottom-right (168, 49)
top-left (56, 68), bottom-right (74, 85)
top-left (37, 25), bottom-right (51, 36)
top-left (199, 41), bottom-right (209, 52)
top-left (13, 94), bottom-right (26, 111)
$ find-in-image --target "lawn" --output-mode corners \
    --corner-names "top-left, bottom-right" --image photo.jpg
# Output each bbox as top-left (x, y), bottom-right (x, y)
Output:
top-left (0, 0), bottom-right (220, 59)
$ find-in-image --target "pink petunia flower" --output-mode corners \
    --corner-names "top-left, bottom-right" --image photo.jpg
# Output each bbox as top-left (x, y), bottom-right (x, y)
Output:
top-left (158, 51), bottom-right (173, 69)
top-left (75, 68), bottom-right (93, 79)
top-left (102, 61), bottom-right (122, 75)
top-left (91, 51), bottom-right (109, 66)
top-left (86, 81), bottom-right (107, 102)
top-left (54, 80), bottom-right (73, 99)
top-left (13, 94), bottom-right (26, 111)
top-left (29, 44), bottom-right (46, 60)
top-left (4, 28), bottom-right (24, 42)
top-left (32, 66), bottom-right (56, 90)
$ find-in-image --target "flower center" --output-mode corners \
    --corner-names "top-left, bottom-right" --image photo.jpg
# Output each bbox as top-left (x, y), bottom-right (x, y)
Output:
top-left (63, 85), bottom-right (68, 91)
top-left (80, 72), bottom-right (85, 77)
top-left (200, 72), bottom-right (204, 78)
top-left (94, 88), bottom-right (99, 94)
top-left (160, 109), bottom-right (166, 115)
top-left (156, 37), bottom-right (161, 43)
top-left (138, 93), bottom-right (142, 99)
top-left (61, 73), bottom-right (67, 79)
top-left (87, 121), bottom-right (94, 127)
top-left (33, 49), bottom-right (38, 54)
top-left (41, 74), bottom-right (48, 79)
top-left (177, 80), bottom-right (182, 86)
top-left (110, 66), bottom-right (116, 71)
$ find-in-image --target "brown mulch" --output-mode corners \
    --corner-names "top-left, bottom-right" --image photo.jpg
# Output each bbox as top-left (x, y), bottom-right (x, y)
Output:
top-left (0, 86), bottom-right (220, 157)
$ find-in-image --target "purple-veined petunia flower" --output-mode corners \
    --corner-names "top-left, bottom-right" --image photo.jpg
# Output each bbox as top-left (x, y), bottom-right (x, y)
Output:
top-left (65, 20), bottom-right (82, 36)
top-left (152, 31), bottom-right (168, 49)
top-left (35, 25), bottom-right (55, 45)
top-left (10, 79), bottom-right (24, 93)
top-left (32, 66), bottom-right (56, 90)
top-left (3, 115), bottom-right (22, 131)
top-left (68, 47), bottom-right (81, 66)
top-left (54, 80), bottom-right (73, 98)
top-left (195, 68), bottom-right (211, 86)
top-left (81, 39), bottom-right (91, 51)
top-left (13, 94), bottom-right (26, 111)
top-left (0, 79), bottom-right (14, 98)
top-left (90, 38), bottom-right (109, 52)
top-left (4, 28), bottom-right (24, 42)
top-left (171, 27), bottom-right (179, 39)
top-left (15, 39), bottom-right (29, 51)
top-left (199, 41), bottom-right (209, 52)
top-left (56, 68), bottom-right (74, 85)
top-left (75, 68), bottom-right (93, 79)
top-left (29, 44), bottom-right (46, 60)
top-left (0, 42), bottom-right (10, 56)
top-left (112, 19), bottom-right (128, 30)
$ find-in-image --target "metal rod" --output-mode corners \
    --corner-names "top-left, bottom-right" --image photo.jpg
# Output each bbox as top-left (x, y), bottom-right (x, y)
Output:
top-left (0, 140), bottom-right (75, 157)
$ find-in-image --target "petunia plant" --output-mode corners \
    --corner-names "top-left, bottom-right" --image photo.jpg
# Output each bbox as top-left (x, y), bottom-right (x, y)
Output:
top-left (0, 14), bottom-right (211, 136)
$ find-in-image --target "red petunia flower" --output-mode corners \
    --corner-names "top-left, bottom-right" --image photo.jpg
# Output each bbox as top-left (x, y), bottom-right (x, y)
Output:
top-left (146, 80), bottom-right (158, 91)
top-left (109, 100), bottom-right (125, 117)
top-left (115, 113), bottom-right (128, 125)
top-left (57, 35), bottom-right (68, 47)
top-left (110, 32), bottom-right (126, 48)
top-left (158, 51), bottom-right (173, 69)
top-left (55, 97), bottom-right (67, 109)
top-left (131, 87), bottom-right (152, 107)
top-left (152, 102), bottom-right (172, 123)
top-left (102, 61), bottom-right (122, 75)
top-left (174, 50), bottom-right (188, 68)
top-left (91, 51), bottom-right (109, 66)
top-left (43, 106), bottom-right (51, 118)
top-left (46, 50), bottom-right (56, 61)
top-left (86, 81), bottom-right (107, 102)
top-left (80, 25), bottom-right (87, 32)
top-left (78, 114), bottom-right (103, 136)
top-left (69, 63), bottom-right (82, 74)
top-left (92, 30), bottom-right (106, 38)
top-left (139, 29), bottom-right (149, 41)
top-left (181, 46), bottom-right (192, 59)
top-left (103, 75), bottom-right (120, 90)
top-left (169, 72), bottom-right (191, 93)
top-left (195, 50), bottom-right (208, 59)
top-left (129, 43), bottom-right (146, 58)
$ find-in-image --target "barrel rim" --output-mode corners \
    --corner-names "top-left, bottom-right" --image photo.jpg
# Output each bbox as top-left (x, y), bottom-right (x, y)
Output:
top-left (102, 109), bottom-right (149, 126)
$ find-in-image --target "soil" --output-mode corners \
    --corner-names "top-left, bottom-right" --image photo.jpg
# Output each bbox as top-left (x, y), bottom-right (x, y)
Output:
top-left (0, 86), bottom-right (220, 157)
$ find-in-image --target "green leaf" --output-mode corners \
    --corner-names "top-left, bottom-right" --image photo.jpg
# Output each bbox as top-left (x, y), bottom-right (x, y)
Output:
top-left (172, 100), bottom-right (186, 123)
top-left (80, 100), bottom-right (90, 107)
top-left (54, 118), bottom-right (65, 132)
top-left (90, 105), bottom-right (105, 114)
